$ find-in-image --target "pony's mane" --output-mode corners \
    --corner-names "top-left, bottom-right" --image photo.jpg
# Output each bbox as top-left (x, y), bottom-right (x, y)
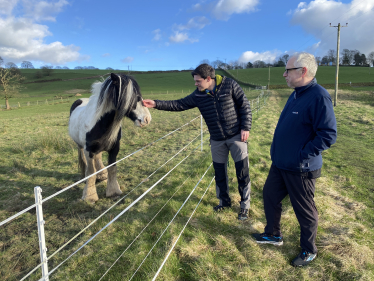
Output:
top-left (90, 74), bottom-right (141, 148)
top-left (94, 74), bottom-right (140, 122)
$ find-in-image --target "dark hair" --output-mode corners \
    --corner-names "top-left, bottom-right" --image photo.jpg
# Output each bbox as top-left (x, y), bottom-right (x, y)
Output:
top-left (191, 64), bottom-right (215, 79)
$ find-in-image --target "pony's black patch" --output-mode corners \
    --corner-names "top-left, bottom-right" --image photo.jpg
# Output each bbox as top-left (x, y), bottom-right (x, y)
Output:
top-left (70, 99), bottom-right (83, 116)
top-left (86, 110), bottom-right (116, 153)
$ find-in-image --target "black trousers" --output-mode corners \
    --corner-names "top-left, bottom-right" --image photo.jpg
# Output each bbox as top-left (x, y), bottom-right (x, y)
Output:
top-left (263, 164), bottom-right (318, 254)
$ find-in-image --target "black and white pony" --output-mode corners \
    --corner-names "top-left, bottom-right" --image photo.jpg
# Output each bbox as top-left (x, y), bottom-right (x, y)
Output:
top-left (69, 73), bottom-right (151, 202)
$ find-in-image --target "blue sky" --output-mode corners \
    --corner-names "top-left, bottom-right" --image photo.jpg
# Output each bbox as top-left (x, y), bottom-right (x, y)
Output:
top-left (0, 0), bottom-right (373, 70)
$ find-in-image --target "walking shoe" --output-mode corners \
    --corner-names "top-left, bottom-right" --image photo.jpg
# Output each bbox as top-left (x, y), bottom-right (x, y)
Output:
top-left (213, 205), bottom-right (230, 212)
top-left (291, 249), bottom-right (317, 267)
top-left (252, 232), bottom-right (284, 246)
top-left (238, 208), bottom-right (249, 220)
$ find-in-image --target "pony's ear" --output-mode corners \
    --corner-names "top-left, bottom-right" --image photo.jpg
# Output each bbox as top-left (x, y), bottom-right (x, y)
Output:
top-left (110, 73), bottom-right (119, 84)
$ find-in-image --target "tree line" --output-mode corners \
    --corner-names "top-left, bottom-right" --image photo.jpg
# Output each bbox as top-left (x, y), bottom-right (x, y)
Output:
top-left (200, 49), bottom-right (374, 70)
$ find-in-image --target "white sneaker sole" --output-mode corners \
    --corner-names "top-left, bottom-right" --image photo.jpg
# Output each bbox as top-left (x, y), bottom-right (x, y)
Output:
top-left (256, 240), bottom-right (284, 246)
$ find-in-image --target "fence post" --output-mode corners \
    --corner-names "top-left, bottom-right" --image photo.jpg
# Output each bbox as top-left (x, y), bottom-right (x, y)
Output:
top-left (201, 115), bottom-right (203, 152)
top-left (34, 186), bottom-right (49, 281)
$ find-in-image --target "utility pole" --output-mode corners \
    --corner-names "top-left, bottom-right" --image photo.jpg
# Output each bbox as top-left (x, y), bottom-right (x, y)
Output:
top-left (330, 22), bottom-right (348, 106)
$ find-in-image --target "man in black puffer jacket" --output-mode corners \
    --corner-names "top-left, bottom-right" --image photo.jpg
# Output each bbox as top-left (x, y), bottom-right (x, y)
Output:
top-left (143, 64), bottom-right (252, 220)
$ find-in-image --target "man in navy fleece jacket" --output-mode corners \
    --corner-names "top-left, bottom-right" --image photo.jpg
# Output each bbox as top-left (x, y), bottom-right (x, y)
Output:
top-left (253, 52), bottom-right (337, 267)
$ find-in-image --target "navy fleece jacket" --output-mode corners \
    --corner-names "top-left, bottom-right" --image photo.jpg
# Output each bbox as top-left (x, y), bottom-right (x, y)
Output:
top-left (270, 78), bottom-right (337, 173)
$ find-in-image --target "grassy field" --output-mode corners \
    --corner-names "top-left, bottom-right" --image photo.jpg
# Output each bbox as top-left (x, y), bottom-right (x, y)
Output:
top-left (225, 66), bottom-right (374, 88)
top-left (0, 86), bottom-right (373, 280)
top-left (2, 67), bottom-right (374, 108)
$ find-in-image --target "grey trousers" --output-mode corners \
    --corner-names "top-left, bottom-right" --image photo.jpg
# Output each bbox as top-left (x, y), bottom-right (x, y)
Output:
top-left (210, 134), bottom-right (251, 209)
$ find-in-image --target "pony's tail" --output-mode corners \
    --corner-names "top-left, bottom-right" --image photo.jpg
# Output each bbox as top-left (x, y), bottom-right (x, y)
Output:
top-left (78, 147), bottom-right (87, 179)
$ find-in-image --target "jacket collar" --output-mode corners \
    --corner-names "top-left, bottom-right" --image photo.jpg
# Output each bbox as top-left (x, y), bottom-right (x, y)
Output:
top-left (294, 78), bottom-right (317, 99)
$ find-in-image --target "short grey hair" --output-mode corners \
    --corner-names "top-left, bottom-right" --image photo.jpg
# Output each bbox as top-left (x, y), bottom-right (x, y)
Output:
top-left (290, 52), bottom-right (318, 78)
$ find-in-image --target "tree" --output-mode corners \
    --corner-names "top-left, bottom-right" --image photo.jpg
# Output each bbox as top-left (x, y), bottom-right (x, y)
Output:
top-left (327, 49), bottom-right (336, 65)
top-left (279, 54), bottom-right (289, 65)
top-left (341, 49), bottom-right (353, 65)
top-left (354, 51), bottom-right (362, 66)
top-left (199, 59), bottom-right (210, 66)
top-left (21, 61), bottom-right (34, 69)
top-left (62, 66), bottom-right (69, 69)
top-left (55, 66), bottom-right (62, 69)
top-left (321, 56), bottom-right (329, 66)
top-left (0, 68), bottom-right (25, 109)
top-left (253, 60), bottom-right (266, 68)
top-left (274, 60), bottom-right (285, 67)
top-left (0, 56), bottom-right (3, 67)
top-left (246, 61), bottom-right (253, 68)
top-left (41, 65), bottom-right (54, 76)
top-left (360, 54), bottom-right (367, 66)
top-left (5, 62), bottom-right (17, 69)
top-left (106, 67), bottom-right (114, 70)
top-left (75, 66), bottom-right (83, 69)
top-left (315, 57), bottom-right (321, 66)
top-left (368, 51), bottom-right (374, 67)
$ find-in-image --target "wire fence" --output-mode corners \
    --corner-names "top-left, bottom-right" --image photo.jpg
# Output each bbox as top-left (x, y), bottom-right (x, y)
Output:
top-left (0, 90), bottom-right (271, 281)
top-left (0, 96), bottom-right (73, 109)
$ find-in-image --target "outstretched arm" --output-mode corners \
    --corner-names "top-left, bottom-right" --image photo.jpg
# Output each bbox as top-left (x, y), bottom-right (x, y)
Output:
top-left (142, 99), bottom-right (156, 108)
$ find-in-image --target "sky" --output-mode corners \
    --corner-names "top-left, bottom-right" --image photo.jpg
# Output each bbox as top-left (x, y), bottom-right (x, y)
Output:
top-left (0, 0), bottom-right (373, 71)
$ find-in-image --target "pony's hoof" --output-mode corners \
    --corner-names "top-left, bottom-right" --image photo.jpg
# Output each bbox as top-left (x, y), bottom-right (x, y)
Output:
top-left (96, 174), bottom-right (108, 183)
top-left (82, 193), bottom-right (99, 203)
top-left (106, 190), bottom-right (122, 198)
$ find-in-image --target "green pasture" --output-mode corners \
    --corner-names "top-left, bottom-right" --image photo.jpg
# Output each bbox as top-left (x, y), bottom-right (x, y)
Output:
top-left (3, 67), bottom-right (374, 109)
top-left (0, 88), bottom-right (373, 280)
top-left (225, 66), bottom-right (374, 88)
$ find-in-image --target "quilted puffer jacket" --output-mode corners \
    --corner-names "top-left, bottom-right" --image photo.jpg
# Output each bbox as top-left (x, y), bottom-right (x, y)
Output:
top-left (154, 75), bottom-right (252, 141)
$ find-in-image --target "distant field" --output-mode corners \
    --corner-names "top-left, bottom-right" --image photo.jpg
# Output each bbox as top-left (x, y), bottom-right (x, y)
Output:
top-left (2, 67), bottom-right (373, 107)
top-left (225, 66), bottom-right (374, 87)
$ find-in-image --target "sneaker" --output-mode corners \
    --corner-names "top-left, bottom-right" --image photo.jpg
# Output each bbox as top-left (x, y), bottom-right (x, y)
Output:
top-left (238, 208), bottom-right (249, 220)
top-left (252, 232), bottom-right (284, 246)
top-left (291, 249), bottom-right (317, 267)
top-left (213, 205), bottom-right (230, 212)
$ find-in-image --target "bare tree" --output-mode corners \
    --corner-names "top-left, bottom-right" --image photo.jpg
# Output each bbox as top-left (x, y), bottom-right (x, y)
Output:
top-left (279, 54), bottom-right (289, 65)
top-left (62, 66), bottom-right (69, 69)
top-left (199, 59), bottom-right (210, 66)
top-left (0, 68), bottom-right (25, 109)
top-left (368, 51), bottom-right (374, 67)
top-left (41, 65), bottom-right (54, 76)
top-left (315, 56), bottom-right (321, 66)
top-left (253, 60), bottom-right (266, 68)
top-left (5, 62), bottom-right (17, 69)
top-left (341, 49), bottom-right (353, 65)
top-left (21, 61), bottom-right (34, 69)
top-left (327, 49), bottom-right (336, 65)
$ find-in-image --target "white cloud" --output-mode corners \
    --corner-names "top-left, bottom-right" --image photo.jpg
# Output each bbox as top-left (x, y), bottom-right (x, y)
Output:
top-left (169, 31), bottom-right (198, 43)
top-left (176, 16), bottom-right (210, 30)
top-left (121, 56), bottom-right (134, 63)
top-left (0, 0), bottom-right (19, 16)
top-left (238, 50), bottom-right (281, 63)
top-left (290, 0), bottom-right (374, 56)
top-left (0, 17), bottom-right (86, 64)
top-left (194, 0), bottom-right (259, 20)
top-left (102, 53), bottom-right (110, 57)
top-left (0, 0), bottom-right (86, 65)
top-left (152, 29), bottom-right (161, 41)
top-left (22, 0), bottom-right (69, 22)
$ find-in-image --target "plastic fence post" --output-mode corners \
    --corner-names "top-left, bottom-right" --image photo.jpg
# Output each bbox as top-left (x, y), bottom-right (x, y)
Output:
top-left (34, 186), bottom-right (49, 281)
